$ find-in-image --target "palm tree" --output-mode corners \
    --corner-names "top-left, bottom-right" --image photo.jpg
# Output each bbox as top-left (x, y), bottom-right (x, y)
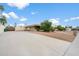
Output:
top-left (0, 5), bottom-right (7, 26)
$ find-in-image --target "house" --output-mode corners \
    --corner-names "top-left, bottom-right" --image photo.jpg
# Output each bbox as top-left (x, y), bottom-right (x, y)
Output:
top-left (15, 24), bottom-right (40, 31)
top-left (65, 27), bottom-right (72, 31)
top-left (15, 26), bottom-right (26, 31)
top-left (25, 24), bottom-right (40, 31)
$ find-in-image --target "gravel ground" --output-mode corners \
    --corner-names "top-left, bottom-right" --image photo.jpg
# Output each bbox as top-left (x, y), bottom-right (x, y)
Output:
top-left (30, 31), bottom-right (75, 42)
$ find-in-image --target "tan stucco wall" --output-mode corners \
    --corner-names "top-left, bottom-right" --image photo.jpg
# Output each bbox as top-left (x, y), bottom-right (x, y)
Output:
top-left (0, 24), bottom-right (5, 33)
top-left (15, 26), bottom-right (25, 31)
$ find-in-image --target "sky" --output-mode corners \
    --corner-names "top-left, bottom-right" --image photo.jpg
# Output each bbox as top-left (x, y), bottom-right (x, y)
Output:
top-left (0, 3), bottom-right (79, 26)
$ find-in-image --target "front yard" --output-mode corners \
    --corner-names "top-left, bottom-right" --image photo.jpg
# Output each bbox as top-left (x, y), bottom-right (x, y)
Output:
top-left (30, 31), bottom-right (75, 42)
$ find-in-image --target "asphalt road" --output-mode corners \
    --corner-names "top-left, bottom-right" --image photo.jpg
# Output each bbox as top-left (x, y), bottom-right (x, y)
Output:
top-left (0, 31), bottom-right (70, 56)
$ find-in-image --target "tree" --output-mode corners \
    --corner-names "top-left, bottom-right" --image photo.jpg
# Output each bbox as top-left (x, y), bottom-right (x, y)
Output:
top-left (51, 27), bottom-right (55, 31)
top-left (40, 20), bottom-right (52, 32)
top-left (0, 15), bottom-right (7, 25)
top-left (0, 5), bottom-right (7, 25)
top-left (57, 25), bottom-right (65, 31)
top-left (72, 26), bottom-right (79, 31)
top-left (76, 26), bottom-right (79, 30)
top-left (0, 5), bottom-right (4, 14)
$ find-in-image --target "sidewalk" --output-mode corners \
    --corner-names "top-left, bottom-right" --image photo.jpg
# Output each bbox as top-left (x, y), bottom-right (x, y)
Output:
top-left (65, 32), bottom-right (79, 56)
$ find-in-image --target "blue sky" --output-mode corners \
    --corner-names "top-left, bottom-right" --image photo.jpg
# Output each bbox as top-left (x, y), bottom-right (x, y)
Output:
top-left (0, 3), bottom-right (79, 26)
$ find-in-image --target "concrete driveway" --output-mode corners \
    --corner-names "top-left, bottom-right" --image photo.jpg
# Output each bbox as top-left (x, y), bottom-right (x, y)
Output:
top-left (0, 31), bottom-right (70, 56)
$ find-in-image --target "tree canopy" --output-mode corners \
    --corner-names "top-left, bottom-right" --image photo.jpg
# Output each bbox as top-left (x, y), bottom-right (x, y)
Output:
top-left (0, 15), bottom-right (7, 25)
top-left (40, 20), bottom-right (52, 32)
top-left (0, 5), bottom-right (7, 25)
top-left (0, 5), bottom-right (4, 11)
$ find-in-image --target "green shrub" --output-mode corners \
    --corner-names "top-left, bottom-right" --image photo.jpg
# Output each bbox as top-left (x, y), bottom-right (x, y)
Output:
top-left (50, 27), bottom-right (55, 32)
top-left (57, 25), bottom-right (65, 31)
top-left (40, 20), bottom-right (52, 32)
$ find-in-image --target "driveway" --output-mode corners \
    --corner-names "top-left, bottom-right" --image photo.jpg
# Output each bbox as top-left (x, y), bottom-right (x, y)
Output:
top-left (0, 31), bottom-right (70, 56)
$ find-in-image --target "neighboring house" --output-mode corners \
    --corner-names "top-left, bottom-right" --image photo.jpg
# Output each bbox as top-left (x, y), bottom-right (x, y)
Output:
top-left (0, 24), bottom-right (5, 33)
top-left (15, 26), bottom-right (26, 31)
top-left (25, 24), bottom-right (40, 31)
top-left (8, 24), bottom-right (40, 31)
top-left (65, 27), bottom-right (72, 31)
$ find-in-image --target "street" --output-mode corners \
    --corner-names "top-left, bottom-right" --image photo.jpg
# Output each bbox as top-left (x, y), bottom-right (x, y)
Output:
top-left (0, 31), bottom-right (70, 56)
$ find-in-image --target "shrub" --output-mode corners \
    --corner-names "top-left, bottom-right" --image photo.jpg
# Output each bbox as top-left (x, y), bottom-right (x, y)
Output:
top-left (50, 27), bottom-right (55, 32)
top-left (57, 25), bottom-right (65, 31)
top-left (40, 20), bottom-right (52, 32)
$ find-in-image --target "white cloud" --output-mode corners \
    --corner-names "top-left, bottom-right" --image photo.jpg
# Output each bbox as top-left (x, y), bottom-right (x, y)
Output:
top-left (17, 23), bottom-right (25, 26)
top-left (64, 19), bottom-right (69, 22)
top-left (31, 12), bottom-right (36, 15)
top-left (9, 24), bottom-right (14, 26)
top-left (2, 12), bottom-right (27, 22)
top-left (2, 12), bottom-right (10, 18)
top-left (70, 17), bottom-right (79, 20)
top-left (61, 25), bottom-right (65, 27)
top-left (64, 16), bottom-right (79, 22)
top-left (8, 12), bottom-right (19, 19)
top-left (49, 18), bottom-right (60, 26)
top-left (31, 11), bottom-right (38, 15)
top-left (0, 12), bottom-right (19, 19)
top-left (1, 12), bottom-right (18, 19)
top-left (20, 17), bottom-right (27, 21)
top-left (8, 3), bottom-right (30, 9)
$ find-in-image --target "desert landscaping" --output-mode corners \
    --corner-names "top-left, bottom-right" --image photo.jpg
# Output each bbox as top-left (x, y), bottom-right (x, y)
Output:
top-left (30, 31), bottom-right (75, 42)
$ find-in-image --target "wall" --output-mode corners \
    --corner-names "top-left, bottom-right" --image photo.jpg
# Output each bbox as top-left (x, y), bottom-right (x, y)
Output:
top-left (0, 24), bottom-right (5, 33)
top-left (15, 26), bottom-right (25, 31)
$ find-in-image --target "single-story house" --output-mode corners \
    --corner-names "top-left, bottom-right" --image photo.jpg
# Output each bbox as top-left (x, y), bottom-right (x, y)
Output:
top-left (65, 27), bottom-right (72, 31)
top-left (15, 26), bottom-right (26, 31)
top-left (25, 24), bottom-right (40, 31)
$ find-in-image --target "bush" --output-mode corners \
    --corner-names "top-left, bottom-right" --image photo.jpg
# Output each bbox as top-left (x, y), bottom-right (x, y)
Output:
top-left (56, 25), bottom-right (65, 31)
top-left (40, 20), bottom-right (52, 32)
top-left (50, 27), bottom-right (55, 32)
